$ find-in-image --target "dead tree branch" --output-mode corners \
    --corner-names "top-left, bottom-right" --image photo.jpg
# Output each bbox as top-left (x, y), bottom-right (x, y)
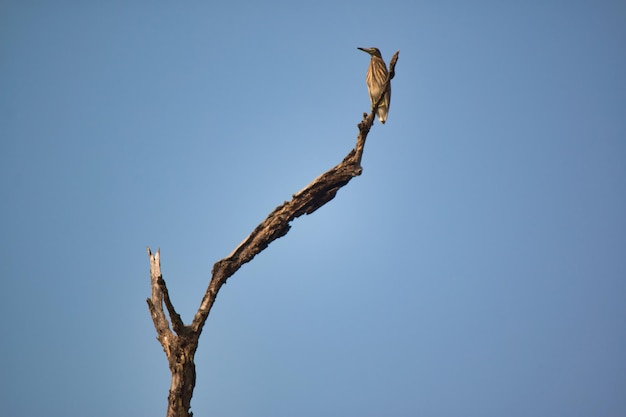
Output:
top-left (147, 50), bottom-right (399, 417)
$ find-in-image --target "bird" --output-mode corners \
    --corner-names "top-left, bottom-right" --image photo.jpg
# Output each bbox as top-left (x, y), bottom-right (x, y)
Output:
top-left (358, 47), bottom-right (391, 124)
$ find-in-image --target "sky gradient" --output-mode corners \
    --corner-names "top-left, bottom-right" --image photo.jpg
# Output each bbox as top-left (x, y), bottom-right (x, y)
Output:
top-left (1, 1), bottom-right (625, 416)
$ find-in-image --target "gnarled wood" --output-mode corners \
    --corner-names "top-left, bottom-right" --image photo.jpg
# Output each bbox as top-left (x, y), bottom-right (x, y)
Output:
top-left (147, 50), bottom-right (399, 417)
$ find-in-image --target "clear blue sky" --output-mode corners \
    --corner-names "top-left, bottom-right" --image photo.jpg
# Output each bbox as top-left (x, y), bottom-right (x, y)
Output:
top-left (1, 1), bottom-right (625, 416)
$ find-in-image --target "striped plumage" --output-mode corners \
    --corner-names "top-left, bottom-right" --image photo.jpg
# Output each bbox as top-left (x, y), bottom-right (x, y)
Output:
top-left (358, 47), bottom-right (391, 124)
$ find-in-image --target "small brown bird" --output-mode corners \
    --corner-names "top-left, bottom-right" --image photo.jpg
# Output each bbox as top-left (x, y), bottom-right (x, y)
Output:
top-left (358, 47), bottom-right (391, 124)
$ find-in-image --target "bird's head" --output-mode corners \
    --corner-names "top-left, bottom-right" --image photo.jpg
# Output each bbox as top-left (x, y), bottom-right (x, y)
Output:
top-left (357, 47), bottom-right (382, 58)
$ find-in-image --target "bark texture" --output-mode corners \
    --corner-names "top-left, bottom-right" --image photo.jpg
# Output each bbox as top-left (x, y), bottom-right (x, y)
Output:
top-left (147, 50), bottom-right (399, 417)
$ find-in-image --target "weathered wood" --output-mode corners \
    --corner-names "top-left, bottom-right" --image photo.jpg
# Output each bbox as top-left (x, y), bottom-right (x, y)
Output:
top-left (146, 50), bottom-right (399, 417)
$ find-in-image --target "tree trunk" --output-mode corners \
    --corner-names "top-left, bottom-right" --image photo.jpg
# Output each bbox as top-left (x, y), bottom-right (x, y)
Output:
top-left (166, 338), bottom-right (197, 417)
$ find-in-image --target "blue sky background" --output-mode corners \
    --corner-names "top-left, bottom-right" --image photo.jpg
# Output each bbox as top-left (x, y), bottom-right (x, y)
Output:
top-left (1, 1), bottom-right (625, 416)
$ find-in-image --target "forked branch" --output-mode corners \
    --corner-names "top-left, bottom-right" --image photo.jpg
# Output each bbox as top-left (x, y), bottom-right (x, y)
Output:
top-left (146, 50), bottom-right (399, 417)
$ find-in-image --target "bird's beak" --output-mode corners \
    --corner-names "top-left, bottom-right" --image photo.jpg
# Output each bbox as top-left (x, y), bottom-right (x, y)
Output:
top-left (357, 47), bottom-right (369, 54)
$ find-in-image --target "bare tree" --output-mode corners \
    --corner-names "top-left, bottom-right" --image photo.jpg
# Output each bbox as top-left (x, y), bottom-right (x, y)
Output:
top-left (147, 51), bottom-right (399, 417)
